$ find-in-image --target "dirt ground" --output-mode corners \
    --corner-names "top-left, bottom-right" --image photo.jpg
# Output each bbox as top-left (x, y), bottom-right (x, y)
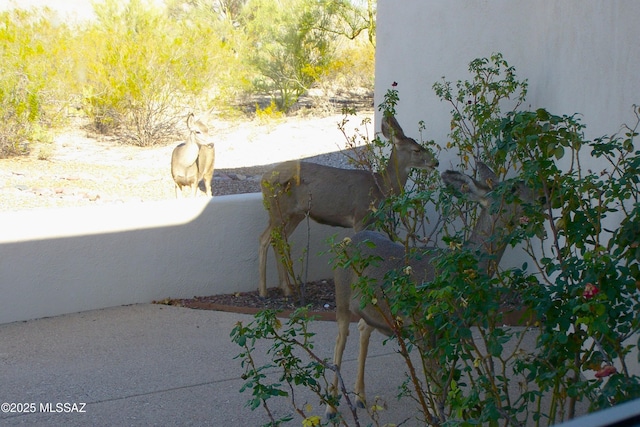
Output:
top-left (0, 110), bottom-right (374, 212)
top-left (158, 278), bottom-right (338, 317)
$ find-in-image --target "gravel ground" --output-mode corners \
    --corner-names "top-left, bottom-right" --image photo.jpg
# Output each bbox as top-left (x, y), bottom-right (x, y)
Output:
top-left (0, 112), bottom-right (373, 212)
top-left (157, 278), bottom-right (338, 316)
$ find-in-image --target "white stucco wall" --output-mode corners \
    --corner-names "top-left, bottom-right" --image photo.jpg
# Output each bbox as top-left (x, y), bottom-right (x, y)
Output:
top-left (0, 195), bottom-right (347, 324)
top-left (375, 0), bottom-right (640, 265)
top-left (375, 0), bottom-right (640, 167)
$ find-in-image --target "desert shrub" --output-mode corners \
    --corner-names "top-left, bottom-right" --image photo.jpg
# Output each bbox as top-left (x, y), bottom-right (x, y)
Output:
top-left (239, 0), bottom-right (339, 111)
top-left (159, 0), bottom-right (377, 121)
top-left (328, 38), bottom-right (375, 89)
top-left (255, 100), bottom-right (285, 122)
top-left (1, 0), bottom-right (375, 151)
top-left (81, 1), bottom-right (184, 144)
top-left (80, 0), bottom-right (238, 145)
top-left (303, 38), bottom-right (375, 114)
top-left (322, 0), bottom-right (376, 47)
top-left (164, 0), bottom-right (256, 112)
top-left (308, 0), bottom-right (376, 110)
top-left (0, 8), bottom-right (73, 157)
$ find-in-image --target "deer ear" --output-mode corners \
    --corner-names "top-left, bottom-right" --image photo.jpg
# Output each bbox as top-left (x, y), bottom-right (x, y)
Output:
top-left (476, 162), bottom-right (499, 189)
top-left (381, 113), bottom-right (406, 141)
top-left (441, 170), bottom-right (490, 204)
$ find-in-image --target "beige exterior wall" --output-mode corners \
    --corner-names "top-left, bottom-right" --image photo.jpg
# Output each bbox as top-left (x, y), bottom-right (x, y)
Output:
top-left (0, 195), bottom-right (347, 324)
top-left (375, 0), bottom-right (640, 167)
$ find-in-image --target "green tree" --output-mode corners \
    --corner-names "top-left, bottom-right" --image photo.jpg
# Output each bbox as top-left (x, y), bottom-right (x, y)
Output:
top-left (240, 0), bottom-right (337, 110)
top-left (317, 0), bottom-right (376, 47)
top-left (164, 0), bottom-right (254, 111)
top-left (166, 0), bottom-right (247, 23)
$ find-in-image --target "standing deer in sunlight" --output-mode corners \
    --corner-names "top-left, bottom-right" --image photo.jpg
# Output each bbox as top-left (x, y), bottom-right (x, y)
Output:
top-left (258, 114), bottom-right (439, 297)
top-left (325, 163), bottom-right (542, 418)
top-left (171, 113), bottom-right (215, 197)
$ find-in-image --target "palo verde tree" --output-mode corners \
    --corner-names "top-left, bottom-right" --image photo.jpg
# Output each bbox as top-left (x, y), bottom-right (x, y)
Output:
top-left (240, 0), bottom-right (337, 111)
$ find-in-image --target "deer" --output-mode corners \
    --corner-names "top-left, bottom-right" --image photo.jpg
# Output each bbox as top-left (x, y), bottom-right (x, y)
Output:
top-left (325, 163), bottom-right (543, 419)
top-left (258, 113), bottom-right (439, 297)
top-left (196, 143), bottom-right (215, 196)
top-left (171, 113), bottom-right (215, 198)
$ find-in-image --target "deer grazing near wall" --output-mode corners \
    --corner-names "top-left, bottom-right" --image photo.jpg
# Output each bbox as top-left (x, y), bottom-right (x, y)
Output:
top-left (171, 113), bottom-right (215, 197)
top-left (325, 163), bottom-right (542, 418)
top-left (258, 114), bottom-right (439, 297)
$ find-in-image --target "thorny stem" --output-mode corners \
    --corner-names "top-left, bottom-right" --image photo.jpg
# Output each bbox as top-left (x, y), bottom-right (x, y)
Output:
top-left (300, 192), bottom-right (312, 306)
top-left (271, 326), bottom-right (361, 427)
top-left (568, 351), bottom-right (581, 419)
top-left (365, 289), bottom-right (440, 425)
top-left (394, 327), bottom-right (439, 426)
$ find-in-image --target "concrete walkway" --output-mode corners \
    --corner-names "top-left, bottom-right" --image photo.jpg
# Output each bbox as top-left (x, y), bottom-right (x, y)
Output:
top-left (1, 304), bottom-right (590, 426)
top-left (0, 304), bottom-right (415, 426)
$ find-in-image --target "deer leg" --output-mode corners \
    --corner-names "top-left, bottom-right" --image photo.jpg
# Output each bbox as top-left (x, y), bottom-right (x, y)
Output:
top-left (197, 146), bottom-right (214, 197)
top-left (326, 307), bottom-right (352, 418)
top-left (203, 176), bottom-right (212, 197)
top-left (204, 164), bottom-right (214, 197)
top-left (258, 189), bottom-right (303, 297)
top-left (258, 216), bottom-right (299, 298)
top-left (355, 318), bottom-right (374, 409)
top-left (258, 223), bottom-right (274, 297)
top-left (273, 249), bottom-right (290, 296)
